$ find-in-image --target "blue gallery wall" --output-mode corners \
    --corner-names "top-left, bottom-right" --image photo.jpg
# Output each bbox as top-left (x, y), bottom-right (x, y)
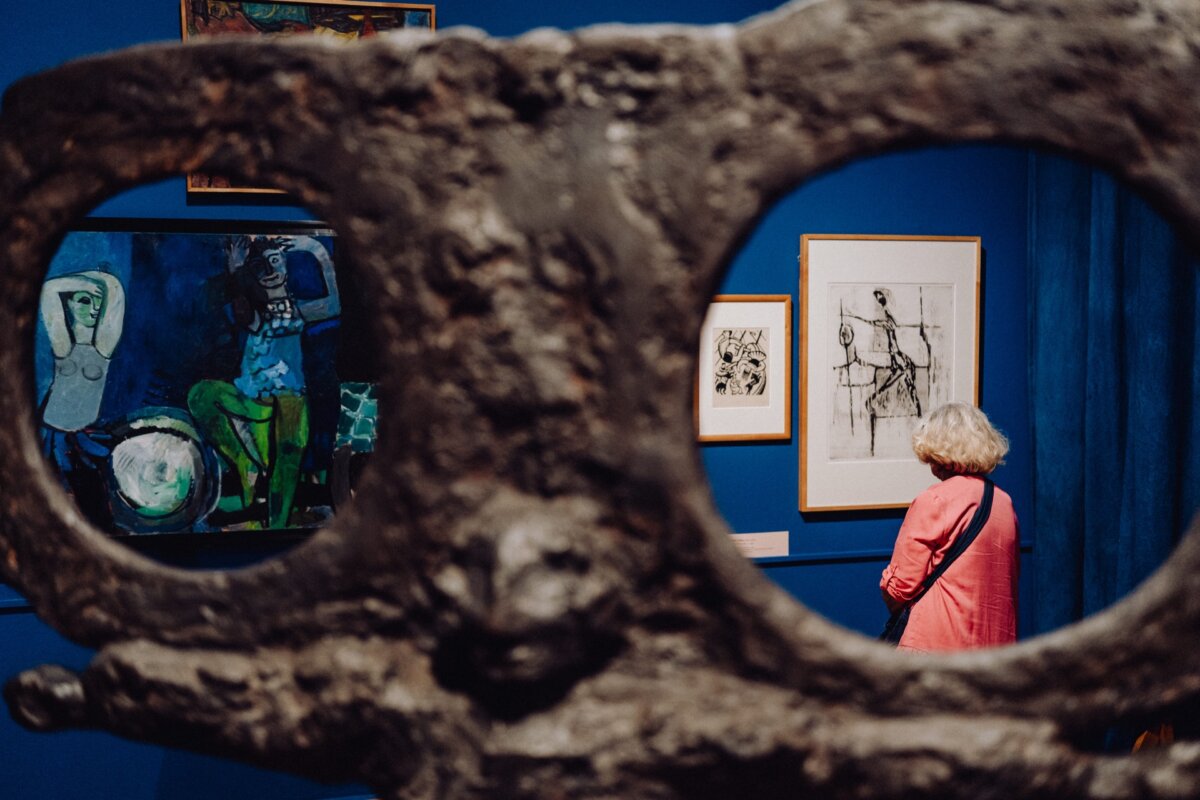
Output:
top-left (705, 145), bottom-right (1034, 637)
top-left (0, 3), bottom-right (1033, 800)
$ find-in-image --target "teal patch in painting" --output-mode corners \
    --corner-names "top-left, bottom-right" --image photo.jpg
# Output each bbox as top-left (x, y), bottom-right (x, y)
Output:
top-left (337, 382), bottom-right (378, 453)
top-left (243, 2), bottom-right (311, 28)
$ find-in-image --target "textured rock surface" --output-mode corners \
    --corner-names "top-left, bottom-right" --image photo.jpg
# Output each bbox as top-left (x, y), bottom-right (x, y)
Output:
top-left (2, 1), bottom-right (1200, 797)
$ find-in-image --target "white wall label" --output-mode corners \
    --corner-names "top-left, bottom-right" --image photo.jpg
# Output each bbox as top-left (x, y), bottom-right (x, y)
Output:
top-left (729, 530), bottom-right (789, 559)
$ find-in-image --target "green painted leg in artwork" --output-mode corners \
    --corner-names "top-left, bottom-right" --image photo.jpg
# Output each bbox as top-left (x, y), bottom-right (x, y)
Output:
top-left (187, 380), bottom-right (274, 512)
top-left (268, 394), bottom-right (310, 529)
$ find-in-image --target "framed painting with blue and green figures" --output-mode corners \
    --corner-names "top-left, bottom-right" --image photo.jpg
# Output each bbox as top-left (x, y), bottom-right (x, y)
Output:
top-left (36, 219), bottom-right (379, 535)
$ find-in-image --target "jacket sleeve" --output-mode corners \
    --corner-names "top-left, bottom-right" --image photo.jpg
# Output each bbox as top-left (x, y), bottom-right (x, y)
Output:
top-left (880, 488), bottom-right (957, 607)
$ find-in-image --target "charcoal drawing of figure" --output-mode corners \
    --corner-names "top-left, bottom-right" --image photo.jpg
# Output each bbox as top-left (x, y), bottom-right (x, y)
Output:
top-left (828, 284), bottom-right (953, 460)
top-left (865, 288), bottom-right (923, 419)
top-left (713, 327), bottom-right (769, 408)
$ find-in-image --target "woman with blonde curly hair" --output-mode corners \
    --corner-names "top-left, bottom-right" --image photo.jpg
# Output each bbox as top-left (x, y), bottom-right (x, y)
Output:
top-left (880, 402), bottom-right (1020, 651)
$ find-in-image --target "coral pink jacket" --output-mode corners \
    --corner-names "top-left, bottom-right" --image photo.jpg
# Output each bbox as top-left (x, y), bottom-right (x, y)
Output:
top-left (880, 474), bottom-right (1019, 652)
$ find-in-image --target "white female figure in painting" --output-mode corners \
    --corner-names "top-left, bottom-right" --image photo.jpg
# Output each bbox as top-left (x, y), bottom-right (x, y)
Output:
top-left (38, 270), bottom-right (126, 495)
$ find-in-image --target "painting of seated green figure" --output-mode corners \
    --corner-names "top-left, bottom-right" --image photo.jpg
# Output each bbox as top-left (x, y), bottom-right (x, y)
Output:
top-left (35, 220), bottom-right (379, 534)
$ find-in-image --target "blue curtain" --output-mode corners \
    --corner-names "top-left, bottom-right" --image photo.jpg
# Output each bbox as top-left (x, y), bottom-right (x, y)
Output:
top-left (1028, 153), bottom-right (1200, 635)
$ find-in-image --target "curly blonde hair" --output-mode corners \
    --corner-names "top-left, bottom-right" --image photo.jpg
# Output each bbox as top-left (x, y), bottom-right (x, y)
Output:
top-left (910, 402), bottom-right (1009, 475)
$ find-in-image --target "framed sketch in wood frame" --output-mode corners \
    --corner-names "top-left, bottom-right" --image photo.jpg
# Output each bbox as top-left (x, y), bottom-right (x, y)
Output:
top-left (180, 0), bottom-right (436, 195)
top-left (696, 294), bottom-right (792, 442)
top-left (800, 235), bottom-right (981, 511)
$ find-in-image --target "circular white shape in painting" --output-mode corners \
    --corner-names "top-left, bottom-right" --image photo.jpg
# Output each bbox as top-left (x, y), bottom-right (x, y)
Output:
top-left (110, 432), bottom-right (201, 518)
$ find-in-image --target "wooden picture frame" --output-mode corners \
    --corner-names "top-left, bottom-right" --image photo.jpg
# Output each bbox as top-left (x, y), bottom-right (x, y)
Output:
top-left (696, 294), bottom-right (792, 442)
top-left (180, 0), bottom-right (436, 195)
top-left (800, 235), bottom-right (981, 511)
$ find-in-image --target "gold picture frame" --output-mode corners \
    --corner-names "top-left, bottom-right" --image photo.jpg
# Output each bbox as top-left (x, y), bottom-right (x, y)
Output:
top-left (800, 234), bottom-right (981, 511)
top-left (696, 294), bottom-right (792, 443)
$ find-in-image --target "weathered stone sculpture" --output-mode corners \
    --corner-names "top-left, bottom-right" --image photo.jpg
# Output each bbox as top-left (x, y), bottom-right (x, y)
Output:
top-left (2, 0), bottom-right (1200, 797)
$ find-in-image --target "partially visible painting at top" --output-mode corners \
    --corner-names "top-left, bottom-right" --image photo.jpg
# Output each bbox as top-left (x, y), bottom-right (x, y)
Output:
top-left (180, 0), bottom-right (436, 194)
top-left (36, 220), bottom-right (379, 535)
top-left (827, 282), bottom-right (954, 460)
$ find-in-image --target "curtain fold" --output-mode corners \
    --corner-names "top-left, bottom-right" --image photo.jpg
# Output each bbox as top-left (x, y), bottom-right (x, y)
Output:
top-left (1028, 153), bottom-right (1199, 635)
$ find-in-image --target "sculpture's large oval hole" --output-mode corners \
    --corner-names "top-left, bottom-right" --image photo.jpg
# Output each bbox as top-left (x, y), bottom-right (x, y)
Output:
top-left (701, 143), bottom-right (1199, 650)
top-left (32, 181), bottom-right (381, 566)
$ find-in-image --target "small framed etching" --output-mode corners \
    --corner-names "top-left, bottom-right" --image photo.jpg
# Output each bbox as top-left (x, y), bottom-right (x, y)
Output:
top-left (696, 294), bottom-right (792, 442)
top-left (800, 234), bottom-right (980, 511)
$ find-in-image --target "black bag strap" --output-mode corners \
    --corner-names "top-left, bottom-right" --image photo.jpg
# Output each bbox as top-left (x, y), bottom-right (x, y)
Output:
top-left (904, 478), bottom-right (995, 608)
